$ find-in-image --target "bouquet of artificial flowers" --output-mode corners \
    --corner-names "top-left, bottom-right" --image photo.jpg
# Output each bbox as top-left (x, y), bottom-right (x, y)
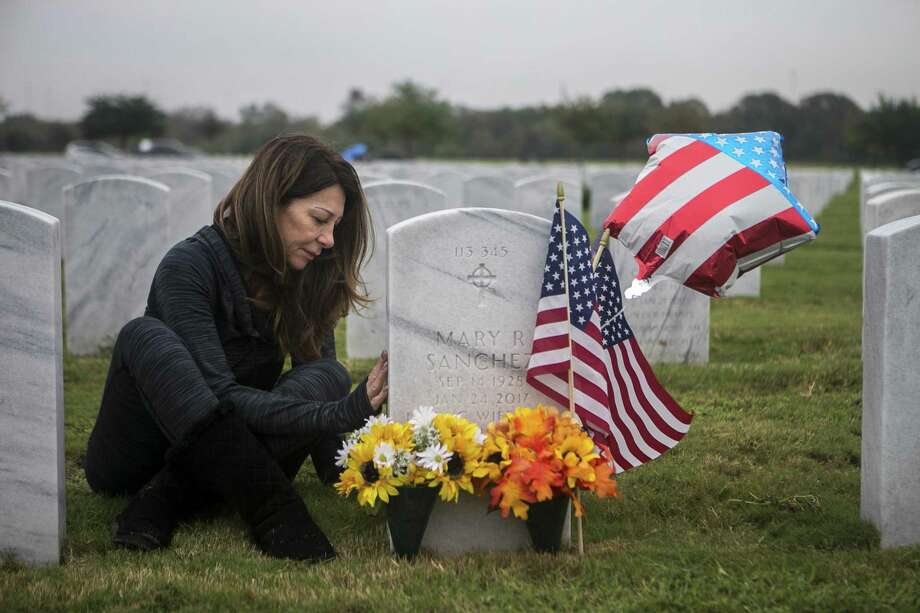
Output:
top-left (335, 407), bottom-right (485, 509)
top-left (474, 404), bottom-right (619, 519)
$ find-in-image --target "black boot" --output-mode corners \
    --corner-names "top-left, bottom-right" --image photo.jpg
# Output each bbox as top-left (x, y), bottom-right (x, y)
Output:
top-left (171, 410), bottom-right (336, 563)
top-left (111, 466), bottom-right (189, 551)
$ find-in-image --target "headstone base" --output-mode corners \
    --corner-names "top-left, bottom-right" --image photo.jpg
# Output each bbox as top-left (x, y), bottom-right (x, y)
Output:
top-left (412, 493), bottom-right (571, 555)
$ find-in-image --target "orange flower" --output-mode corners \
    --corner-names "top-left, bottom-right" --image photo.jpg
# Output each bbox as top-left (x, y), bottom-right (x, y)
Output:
top-left (588, 447), bottom-right (619, 499)
top-left (511, 406), bottom-right (555, 453)
top-left (490, 475), bottom-right (537, 519)
top-left (562, 451), bottom-right (596, 489)
top-left (481, 405), bottom-right (619, 520)
top-left (521, 454), bottom-right (563, 501)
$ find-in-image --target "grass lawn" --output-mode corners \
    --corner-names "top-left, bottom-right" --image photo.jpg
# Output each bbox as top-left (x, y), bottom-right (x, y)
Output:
top-left (3, 175), bottom-right (920, 612)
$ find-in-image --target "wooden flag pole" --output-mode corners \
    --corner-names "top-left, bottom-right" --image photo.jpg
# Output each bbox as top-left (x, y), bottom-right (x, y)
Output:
top-left (556, 181), bottom-right (585, 557)
top-left (591, 228), bottom-right (611, 272)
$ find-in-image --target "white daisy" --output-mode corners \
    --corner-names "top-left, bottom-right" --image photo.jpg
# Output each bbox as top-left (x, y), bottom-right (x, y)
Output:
top-left (373, 442), bottom-right (396, 469)
top-left (417, 443), bottom-right (453, 475)
top-left (335, 441), bottom-right (354, 468)
top-left (410, 406), bottom-right (437, 429)
top-left (353, 414), bottom-right (392, 439)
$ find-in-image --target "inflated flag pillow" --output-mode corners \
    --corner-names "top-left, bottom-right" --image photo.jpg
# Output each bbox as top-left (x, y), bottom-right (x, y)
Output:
top-left (602, 132), bottom-right (818, 298)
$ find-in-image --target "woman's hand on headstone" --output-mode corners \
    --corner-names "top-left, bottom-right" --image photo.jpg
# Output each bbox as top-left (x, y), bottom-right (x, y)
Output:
top-left (366, 350), bottom-right (389, 411)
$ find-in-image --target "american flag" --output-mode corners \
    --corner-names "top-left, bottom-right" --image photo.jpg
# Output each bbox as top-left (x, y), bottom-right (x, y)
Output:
top-left (603, 131), bottom-right (819, 297)
top-left (526, 202), bottom-right (693, 473)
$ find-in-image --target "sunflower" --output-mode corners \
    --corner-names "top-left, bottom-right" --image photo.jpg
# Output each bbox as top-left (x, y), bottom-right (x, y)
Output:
top-left (335, 419), bottom-right (412, 508)
top-left (420, 413), bottom-right (484, 502)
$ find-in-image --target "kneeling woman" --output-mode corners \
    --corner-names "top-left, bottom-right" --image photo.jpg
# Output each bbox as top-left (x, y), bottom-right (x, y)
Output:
top-left (84, 135), bottom-right (388, 563)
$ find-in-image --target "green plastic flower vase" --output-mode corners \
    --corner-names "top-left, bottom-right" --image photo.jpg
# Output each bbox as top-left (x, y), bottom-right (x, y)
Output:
top-left (525, 496), bottom-right (570, 553)
top-left (386, 485), bottom-right (438, 559)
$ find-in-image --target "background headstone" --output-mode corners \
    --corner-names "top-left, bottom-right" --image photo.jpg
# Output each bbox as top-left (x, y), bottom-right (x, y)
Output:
top-left (0, 201), bottom-right (65, 565)
top-left (22, 165), bottom-right (82, 222)
top-left (863, 189), bottom-right (920, 237)
top-left (587, 168), bottom-right (641, 231)
top-left (201, 168), bottom-right (239, 207)
top-left (608, 240), bottom-right (710, 363)
top-left (78, 164), bottom-right (124, 178)
top-left (724, 267), bottom-right (761, 298)
top-left (462, 176), bottom-right (514, 208)
top-left (514, 177), bottom-right (582, 220)
top-left (861, 214), bottom-right (920, 548)
top-left (63, 177), bottom-right (169, 355)
top-left (425, 170), bottom-right (467, 207)
top-left (146, 169), bottom-right (214, 245)
top-left (347, 181), bottom-right (448, 359)
top-left (0, 168), bottom-right (13, 200)
top-left (388, 207), bottom-right (568, 554)
top-left (860, 175), bottom-right (920, 233)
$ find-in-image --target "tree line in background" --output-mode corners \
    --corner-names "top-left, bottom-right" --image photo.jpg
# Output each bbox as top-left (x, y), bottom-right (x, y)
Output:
top-left (1, 82), bottom-right (919, 165)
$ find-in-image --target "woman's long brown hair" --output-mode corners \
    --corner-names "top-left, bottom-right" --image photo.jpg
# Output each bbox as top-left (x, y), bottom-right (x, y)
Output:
top-left (214, 135), bottom-right (372, 360)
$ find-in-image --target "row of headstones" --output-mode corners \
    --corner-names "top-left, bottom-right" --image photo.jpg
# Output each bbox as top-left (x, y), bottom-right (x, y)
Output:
top-left (0, 158), bottom-right (243, 239)
top-left (0, 154), bottom-right (849, 238)
top-left (859, 170), bottom-right (920, 549)
top-left (0, 195), bottom-right (670, 561)
top-left (356, 162), bottom-right (851, 281)
top-left (357, 161), bottom-right (851, 229)
top-left (0, 157), bottom-right (247, 356)
top-left (0, 154), bottom-right (704, 360)
top-left (0, 153), bottom-right (852, 359)
top-left (0, 197), bottom-right (702, 560)
top-left (0, 167), bottom-right (860, 563)
top-left (1, 153), bottom-right (851, 232)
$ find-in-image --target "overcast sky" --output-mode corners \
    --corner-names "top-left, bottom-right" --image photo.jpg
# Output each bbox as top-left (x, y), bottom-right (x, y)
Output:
top-left (2, 0), bottom-right (918, 123)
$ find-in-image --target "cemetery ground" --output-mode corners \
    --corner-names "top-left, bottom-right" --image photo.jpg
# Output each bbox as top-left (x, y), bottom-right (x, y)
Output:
top-left (3, 180), bottom-right (920, 611)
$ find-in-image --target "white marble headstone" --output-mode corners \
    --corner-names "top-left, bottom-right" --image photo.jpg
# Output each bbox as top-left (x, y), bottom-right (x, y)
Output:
top-left (724, 267), bottom-right (761, 298)
top-left (863, 189), bottom-right (920, 237)
top-left (346, 181), bottom-right (448, 359)
top-left (861, 178), bottom-right (920, 212)
top-left (357, 172), bottom-right (387, 185)
top-left (23, 165), bottom-right (82, 222)
top-left (146, 169), bottom-right (214, 245)
top-left (462, 176), bottom-right (514, 208)
top-left (0, 169), bottom-right (12, 201)
top-left (608, 241), bottom-right (710, 363)
top-left (861, 214), bottom-right (920, 548)
top-left (425, 171), bottom-right (467, 207)
top-left (63, 176), bottom-right (169, 355)
top-left (514, 177), bottom-right (582, 220)
top-left (860, 178), bottom-right (920, 234)
top-left (587, 168), bottom-right (641, 231)
top-left (79, 164), bottom-right (124, 178)
top-left (388, 207), bottom-right (568, 554)
top-left (0, 201), bottom-right (65, 565)
top-left (201, 169), bottom-right (238, 205)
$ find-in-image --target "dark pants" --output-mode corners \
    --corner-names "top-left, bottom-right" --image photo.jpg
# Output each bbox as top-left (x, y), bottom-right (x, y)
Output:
top-left (85, 317), bottom-right (344, 496)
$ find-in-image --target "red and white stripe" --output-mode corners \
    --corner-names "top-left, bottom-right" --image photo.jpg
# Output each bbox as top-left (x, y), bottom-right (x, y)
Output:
top-left (526, 294), bottom-right (692, 474)
top-left (603, 136), bottom-right (816, 297)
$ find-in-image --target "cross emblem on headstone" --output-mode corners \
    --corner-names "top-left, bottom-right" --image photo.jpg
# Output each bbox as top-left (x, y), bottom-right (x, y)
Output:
top-left (467, 263), bottom-right (496, 308)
